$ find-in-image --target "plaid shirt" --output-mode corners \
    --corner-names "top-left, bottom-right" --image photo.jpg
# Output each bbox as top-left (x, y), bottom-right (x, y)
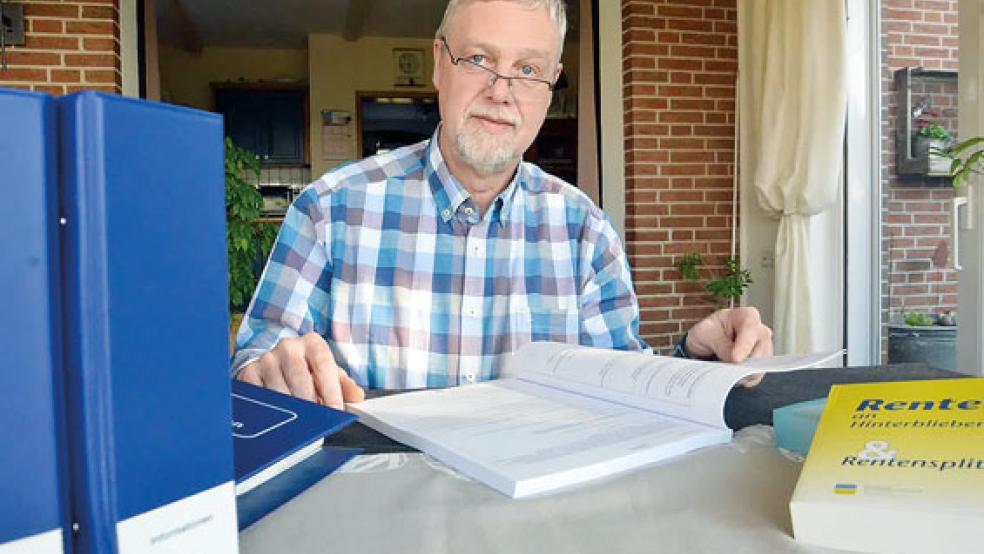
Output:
top-left (232, 127), bottom-right (648, 389)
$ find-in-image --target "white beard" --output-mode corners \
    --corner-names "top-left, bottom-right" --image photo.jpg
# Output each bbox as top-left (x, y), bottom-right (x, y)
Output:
top-left (454, 110), bottom-right (523, 177)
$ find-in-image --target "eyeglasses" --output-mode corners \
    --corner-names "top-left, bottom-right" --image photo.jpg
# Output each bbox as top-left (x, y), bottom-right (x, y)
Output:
top-left (440, 36), bottom-right (555, 96)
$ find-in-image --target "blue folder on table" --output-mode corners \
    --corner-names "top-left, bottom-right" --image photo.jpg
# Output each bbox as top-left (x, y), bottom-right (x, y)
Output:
top-left (57, 92), bottom-right (238, 553)
top-left (0, 90), bottom-right (72, 553)
top-left (232, 381), bottom-right (361, 529)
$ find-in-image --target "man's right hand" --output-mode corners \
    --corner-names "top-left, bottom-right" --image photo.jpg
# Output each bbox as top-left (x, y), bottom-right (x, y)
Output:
top-left (237, 332), bottom-right (365, 409)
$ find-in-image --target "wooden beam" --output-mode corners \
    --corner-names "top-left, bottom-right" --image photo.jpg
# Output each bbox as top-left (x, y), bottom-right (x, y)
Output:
top-left (342, 0), bottom-right (372, 42)
top-left (165, 0), bottom-right (202, 54)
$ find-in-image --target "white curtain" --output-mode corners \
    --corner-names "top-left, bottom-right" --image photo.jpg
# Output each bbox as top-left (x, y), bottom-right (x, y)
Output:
top-left (738, 1), bottom-right (847, 354)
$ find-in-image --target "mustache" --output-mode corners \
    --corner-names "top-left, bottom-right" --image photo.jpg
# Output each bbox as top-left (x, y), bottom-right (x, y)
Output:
top-left (465, 107), bottom-right (522, 127)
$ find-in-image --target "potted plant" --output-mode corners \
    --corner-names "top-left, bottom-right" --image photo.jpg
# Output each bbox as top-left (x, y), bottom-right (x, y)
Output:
top-left (675, 252), bottom-right (753, 307)
top-left (912, 109), bottom-right (952, 173)
top-left (225, 137), bottom-right (278, 345)
top-left (933, 136), bottom-right (984, 188)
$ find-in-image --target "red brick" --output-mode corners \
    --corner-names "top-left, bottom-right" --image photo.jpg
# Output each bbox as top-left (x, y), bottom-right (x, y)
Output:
top-left (65, 54), bottom-right (117, 67)
top-left (81, 6), bottom-right (117, 19)
top-left (84, 70), bottom-right (118, 84)
top-left (624, 3), bottom-right (655, 16)
top-left (24, 4), bottom-right (79, 17)
top-left (666, 19), bottom-right (713, 33)
top-left (0, 68), bottom-right (47, 81)
top-left (34, 85), bottom-right (66, 95)
top-left (4, 52), bottom-right (62, 66)
top-left (83, 38), bottom-right (118, 52)
top-left (66, 85), bottom-right (119, 94)
top-left (681, 32), bottom-right (726, 46)
top-left (66, 21), bottom-right (116, 35)
top-left (24, 36), bottom-right (80, 50)
top-left (50, 70), bottom-right (82, 83)
top-left (660, 111), bottom-right (703, 123)
top-left (31, 19), bottom-right (64, 33)
top-left (659, 58), bottom-right (702, 71)
top-left (670, 45), bottom-right (716, 58)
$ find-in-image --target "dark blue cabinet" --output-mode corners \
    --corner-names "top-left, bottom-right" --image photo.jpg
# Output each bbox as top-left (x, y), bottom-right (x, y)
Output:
top-left (215, 89), bottom-right (306, 165)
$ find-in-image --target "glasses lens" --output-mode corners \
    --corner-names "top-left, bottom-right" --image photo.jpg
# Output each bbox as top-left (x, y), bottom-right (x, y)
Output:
top-left (512, 78), bottom-right (549, 91)
top-left (455, 61), bottom-right (551, 96)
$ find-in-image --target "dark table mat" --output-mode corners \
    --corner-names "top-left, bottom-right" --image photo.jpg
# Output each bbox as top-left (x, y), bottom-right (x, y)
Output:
top-left (327, 363), bottom-right (968, 454)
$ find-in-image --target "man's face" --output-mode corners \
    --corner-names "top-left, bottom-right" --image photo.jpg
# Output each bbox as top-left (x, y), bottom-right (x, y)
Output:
top-left (432, 1), bottom-right (562, 178)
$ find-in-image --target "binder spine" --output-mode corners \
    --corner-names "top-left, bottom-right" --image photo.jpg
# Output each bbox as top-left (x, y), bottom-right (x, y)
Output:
top-left (57, 94), bottom-right (120, 554)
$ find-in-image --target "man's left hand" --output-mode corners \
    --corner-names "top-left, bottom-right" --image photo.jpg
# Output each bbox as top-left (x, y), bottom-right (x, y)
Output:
top-left (685, 307), bottom-right (773, 387)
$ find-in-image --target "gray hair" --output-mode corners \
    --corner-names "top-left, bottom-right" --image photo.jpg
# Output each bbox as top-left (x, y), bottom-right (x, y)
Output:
top-left (436, 0), bottom-right (568, 57)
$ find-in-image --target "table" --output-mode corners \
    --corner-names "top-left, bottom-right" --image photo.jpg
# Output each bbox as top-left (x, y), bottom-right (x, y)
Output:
top-left (239, 364), bottom-right (964, 554)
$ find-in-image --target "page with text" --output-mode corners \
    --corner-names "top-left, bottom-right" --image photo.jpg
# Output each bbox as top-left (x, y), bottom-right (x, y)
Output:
top-left (349, 379), bottom-right (731, 497)
top-left (506, 342), bottom-right (842, 429)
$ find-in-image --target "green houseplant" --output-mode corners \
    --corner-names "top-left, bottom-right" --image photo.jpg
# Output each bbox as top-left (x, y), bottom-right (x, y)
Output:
top-left (225, 137), bottom-right (278, 314)
top-left (675, 252), bottom-right (753, 306)
top-left (933, 136), bottom-right (984, 188)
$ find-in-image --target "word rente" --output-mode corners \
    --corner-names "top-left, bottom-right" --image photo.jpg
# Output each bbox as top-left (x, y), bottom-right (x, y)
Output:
top-left (856, 398), bottom-right (983, 412)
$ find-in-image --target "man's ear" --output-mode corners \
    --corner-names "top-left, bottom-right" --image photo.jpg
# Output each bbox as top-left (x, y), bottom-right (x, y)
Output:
top-left (554, 63), bottom-right (564, 83)
top-left (432, 39), bottom-right (444, 90)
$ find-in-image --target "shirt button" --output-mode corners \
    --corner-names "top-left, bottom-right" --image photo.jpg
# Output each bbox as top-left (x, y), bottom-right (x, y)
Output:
top-left (464, 374), bottom-right (475, 383)
top-left (463, 206), bottom-right (475, 215)
top-left (442, 208), bottom-right (451, 218)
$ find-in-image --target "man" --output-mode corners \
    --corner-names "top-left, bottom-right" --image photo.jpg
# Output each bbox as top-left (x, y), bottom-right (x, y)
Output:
top-left (232, 0), bottom-right (772, 408)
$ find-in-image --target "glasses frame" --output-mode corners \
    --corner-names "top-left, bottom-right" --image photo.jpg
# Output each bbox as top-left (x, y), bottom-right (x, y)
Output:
top-left (439, 36), bottom-right (555, 93)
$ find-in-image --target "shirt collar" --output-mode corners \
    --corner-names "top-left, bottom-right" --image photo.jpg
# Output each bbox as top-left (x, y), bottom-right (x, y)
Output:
top-left (425, 124), bottom-right (522, 226)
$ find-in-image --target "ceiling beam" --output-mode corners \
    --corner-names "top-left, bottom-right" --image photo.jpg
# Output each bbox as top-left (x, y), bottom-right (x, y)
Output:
top-left (342, 0), bottom-right (372, 42)
top-left (164, 0), bottom-right (202, 53)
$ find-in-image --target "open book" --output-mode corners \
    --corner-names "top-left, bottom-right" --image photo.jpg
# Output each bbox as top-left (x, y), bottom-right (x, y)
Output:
top-left (349, 342), bottom-right (842, 498)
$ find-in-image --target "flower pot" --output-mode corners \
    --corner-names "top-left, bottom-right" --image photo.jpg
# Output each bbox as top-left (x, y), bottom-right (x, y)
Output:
top-left (912, 136), bottom-right (950, 173)
top-left (887, 324), bottom-right (956, 371)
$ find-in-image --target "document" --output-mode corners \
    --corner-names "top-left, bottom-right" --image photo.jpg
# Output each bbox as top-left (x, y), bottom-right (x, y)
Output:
top-left (350, 342), bottom-right (841, 498)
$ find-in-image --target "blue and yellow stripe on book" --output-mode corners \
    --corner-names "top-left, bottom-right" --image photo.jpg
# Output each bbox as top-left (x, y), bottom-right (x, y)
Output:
top-left (833, 483), bottom-right (857, 495)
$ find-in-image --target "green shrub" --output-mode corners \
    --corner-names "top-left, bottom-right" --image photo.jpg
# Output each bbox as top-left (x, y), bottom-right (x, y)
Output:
top-left (225, 138), bottom-right (277, 312)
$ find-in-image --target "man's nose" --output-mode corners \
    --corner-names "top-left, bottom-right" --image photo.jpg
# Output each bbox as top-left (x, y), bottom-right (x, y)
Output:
top-left (485, 73), bottom-right (513, 103)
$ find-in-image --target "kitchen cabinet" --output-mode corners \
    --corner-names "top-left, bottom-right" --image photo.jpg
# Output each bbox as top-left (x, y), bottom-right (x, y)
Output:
top-left (215, 88), bottom-right (306, 165)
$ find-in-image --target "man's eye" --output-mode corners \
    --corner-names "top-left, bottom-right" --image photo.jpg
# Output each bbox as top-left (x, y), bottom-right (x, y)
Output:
top-left (520, 65), bottom-right (539, 76)
top-left (468, 54), bottom-right (486, 65)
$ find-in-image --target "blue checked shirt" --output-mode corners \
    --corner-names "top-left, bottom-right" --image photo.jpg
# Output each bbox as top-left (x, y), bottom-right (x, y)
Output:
top-left (232, 127), bottom-right (649, 389)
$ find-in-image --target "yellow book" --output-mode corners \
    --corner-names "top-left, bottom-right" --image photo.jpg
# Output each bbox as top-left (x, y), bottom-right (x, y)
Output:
top-left (790, 378), bottom-right (984, 553)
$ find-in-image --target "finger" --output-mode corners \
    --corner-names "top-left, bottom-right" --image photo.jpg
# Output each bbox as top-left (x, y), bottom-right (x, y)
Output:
top-left (275, 337), bottom-right (318, 402)
top-left (339, 371), bottom-right (365, 404)
top-left (237, 362), bottom-right (263, 386)
top-left (737, 372), bottom-right (765, 388)
top-left (687, 309), bottom-right (730, 360)
top-left (304, 334), bottom-right (345, 409)
top-left (727, 308), bottom-right (763, 363)
top-left (748, 328), bottom-right (774, 359)
top-left (256, 353), bottom-right (290, 395)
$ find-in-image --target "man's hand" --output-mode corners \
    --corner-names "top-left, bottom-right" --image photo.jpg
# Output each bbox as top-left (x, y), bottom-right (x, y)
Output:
top-left (685, 307), bottom-right (773, 388)
top-left (237, 332), bottom-right (365, 409)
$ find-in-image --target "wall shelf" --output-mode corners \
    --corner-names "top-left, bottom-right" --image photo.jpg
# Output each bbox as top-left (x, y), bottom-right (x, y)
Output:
top-left (894, 67), bottom-right (958, 178)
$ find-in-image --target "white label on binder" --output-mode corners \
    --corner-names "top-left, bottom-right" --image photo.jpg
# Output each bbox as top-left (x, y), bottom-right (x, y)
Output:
top-left (0, 529), bottom-right (63, 554)
top-left (116, 481), bottom-right (238, 554)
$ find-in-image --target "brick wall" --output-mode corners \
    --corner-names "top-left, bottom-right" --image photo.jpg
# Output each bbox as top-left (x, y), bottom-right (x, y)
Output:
top-left (621, 0), bottom-right (737, 352)
top-left (880, 0), bottom-right (959, 350)
top-left (0, 0), bottom-right (121, 95)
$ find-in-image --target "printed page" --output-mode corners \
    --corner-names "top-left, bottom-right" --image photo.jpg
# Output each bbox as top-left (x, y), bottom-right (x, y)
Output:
top-left (349, 379), bottom-right (731, 497)
top-left (506, 342), bottom-right (843, 429)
